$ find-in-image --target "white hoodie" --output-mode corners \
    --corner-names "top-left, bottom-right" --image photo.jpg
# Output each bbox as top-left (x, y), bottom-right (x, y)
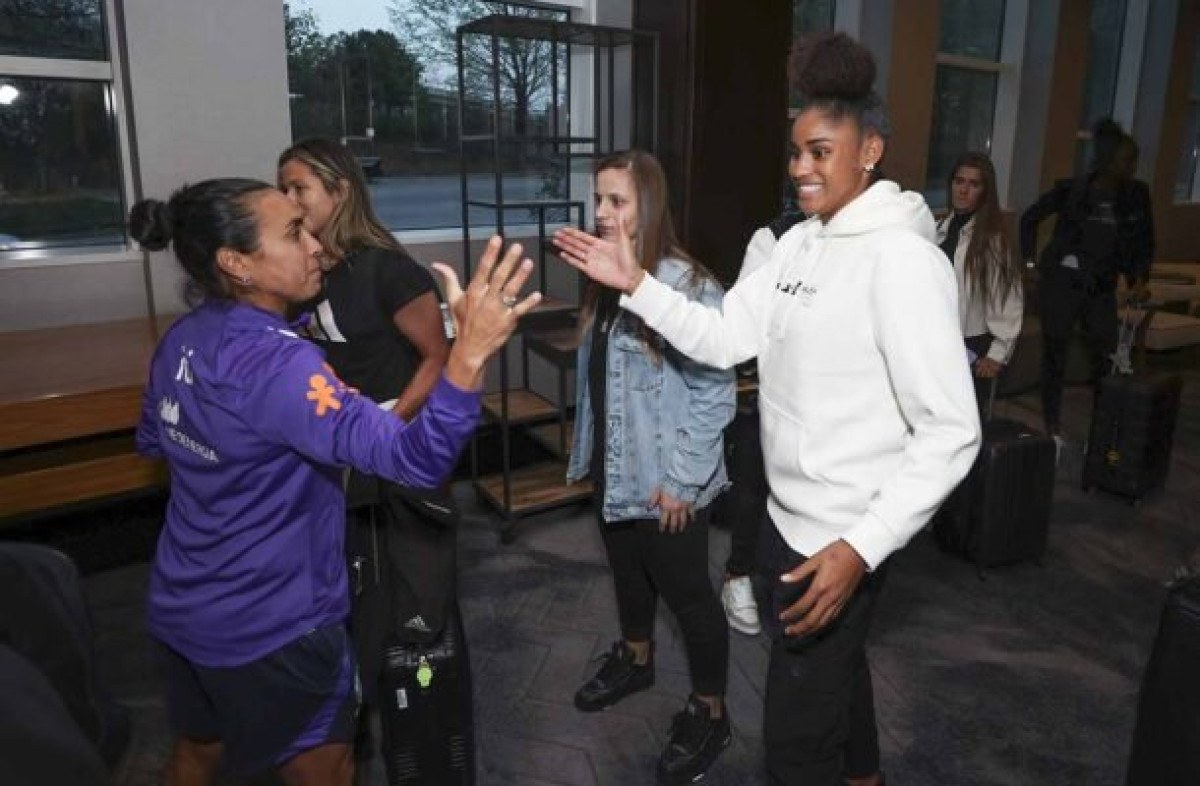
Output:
top-left (622, 181), bottom-right (981, 569)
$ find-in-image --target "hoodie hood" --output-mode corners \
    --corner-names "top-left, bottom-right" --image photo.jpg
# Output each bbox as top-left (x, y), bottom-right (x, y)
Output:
top-left (820, 180), bottom-right (937, 242)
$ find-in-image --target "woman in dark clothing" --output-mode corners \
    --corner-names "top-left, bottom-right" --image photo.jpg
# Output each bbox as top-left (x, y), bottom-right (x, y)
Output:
top-left (277, 138), bottom-right (455, 764)
top-left (1020, 119), bottom-right (1154, 448)
top-left (131, 176), bottom-right (537, 785)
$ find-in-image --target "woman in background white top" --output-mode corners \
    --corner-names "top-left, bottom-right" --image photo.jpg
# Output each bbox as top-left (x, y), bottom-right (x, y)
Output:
top-left (556, 32), bottom-right (979, 785)
top-left (936, 151), bottom-right (1024, 384)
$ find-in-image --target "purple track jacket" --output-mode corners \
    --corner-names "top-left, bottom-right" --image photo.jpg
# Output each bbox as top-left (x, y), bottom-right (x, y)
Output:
top-left (136, 301), bottom-right (479, 666)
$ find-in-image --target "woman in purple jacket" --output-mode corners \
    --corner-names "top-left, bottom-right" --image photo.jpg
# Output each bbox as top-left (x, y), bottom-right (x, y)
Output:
top-left (131, 178), bottom-right (538, 786)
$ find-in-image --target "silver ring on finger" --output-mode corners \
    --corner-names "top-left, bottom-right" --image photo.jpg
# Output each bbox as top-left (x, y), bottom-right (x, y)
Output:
top-left (500, 293), bottom-right (518, 309)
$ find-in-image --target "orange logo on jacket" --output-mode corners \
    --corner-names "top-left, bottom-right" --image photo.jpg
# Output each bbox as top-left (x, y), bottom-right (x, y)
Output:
top-left (306, 373), bottom-right (342, 417)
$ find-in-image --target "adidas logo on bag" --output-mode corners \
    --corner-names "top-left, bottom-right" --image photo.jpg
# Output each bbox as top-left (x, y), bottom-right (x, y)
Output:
top-left (404, 615), bottom-right (432, 633)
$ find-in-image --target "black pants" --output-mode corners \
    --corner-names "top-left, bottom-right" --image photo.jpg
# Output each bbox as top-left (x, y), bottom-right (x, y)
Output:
top-left (598, 507), bottom-right (729, 696)
top-left (965, 333), bottom-right (996, 416)
top-left (754, 516), bottom-right (886, 784)
top-left (725, 407), bottom-right (769, 577)
top-left (1038, 267), bottom-right (1118, 433)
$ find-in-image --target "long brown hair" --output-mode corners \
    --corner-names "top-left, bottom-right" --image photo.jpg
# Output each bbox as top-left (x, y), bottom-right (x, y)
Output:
top-left (277, 137), bottom-right (403, 261)
top-left (580, 150), bottom-right (713, 356)
top-left (947, 152), bottom-right (1020, 309)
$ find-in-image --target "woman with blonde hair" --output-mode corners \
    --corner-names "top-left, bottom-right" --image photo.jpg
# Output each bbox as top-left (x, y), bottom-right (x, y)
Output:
top-left (566, 149), bottom-right (736, 786)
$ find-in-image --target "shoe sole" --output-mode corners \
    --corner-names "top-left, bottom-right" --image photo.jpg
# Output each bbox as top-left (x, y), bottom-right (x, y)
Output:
top-left (573, 673), bottom-right (655, 713)
top-left (658, 728), bottom-right (733, 785)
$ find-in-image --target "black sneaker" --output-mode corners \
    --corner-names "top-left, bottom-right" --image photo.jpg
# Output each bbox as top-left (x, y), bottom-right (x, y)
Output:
top-left (656, 694), bottom-right (732, 785)
top-left (573, 640), bottom-right (654, 712)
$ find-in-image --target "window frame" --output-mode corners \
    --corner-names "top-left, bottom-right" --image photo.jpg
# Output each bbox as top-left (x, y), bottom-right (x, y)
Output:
top-left (924, 0), bottom-right (1028, 209)
top-left (1178, 90), bottom-right (1200, 203)
top-left (0, 0), bottom-right (139, 269)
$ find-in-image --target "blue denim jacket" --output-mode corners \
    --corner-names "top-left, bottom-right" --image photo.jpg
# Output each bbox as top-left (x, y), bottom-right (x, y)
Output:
top-left (567, 257), bottom-right (736, 523)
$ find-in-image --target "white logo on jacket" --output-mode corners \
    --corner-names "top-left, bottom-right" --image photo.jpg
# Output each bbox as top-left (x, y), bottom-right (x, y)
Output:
top-left (175, 347), bottom-right (194, 384)
top-left (158, 397), bottom-right (180, 425)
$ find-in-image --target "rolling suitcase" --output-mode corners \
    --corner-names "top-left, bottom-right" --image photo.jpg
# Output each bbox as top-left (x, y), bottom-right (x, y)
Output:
top-left (1126, 575), bottom-right (1200, 785)
top-left (1083, 373), bottom-right (1182, 501)
top-left (934, 379), bottom-right (1056, 575)
top-left (378, 601), bottom-right (475, 785)
top-left (1083, 299), bottom-right (1182, 502)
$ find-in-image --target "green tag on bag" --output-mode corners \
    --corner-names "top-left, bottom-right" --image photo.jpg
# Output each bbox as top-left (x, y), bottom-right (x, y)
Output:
top-left (416, 657), bottom-right (433, 688)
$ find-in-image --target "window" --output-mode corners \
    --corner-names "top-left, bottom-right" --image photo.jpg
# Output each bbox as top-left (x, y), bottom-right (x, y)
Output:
top-left (0, 0), bottom-right (131, 258)
top-left (286, 0), bottom-right (571, 234)
top-left (789, 1), bottom-right (836, 107)
top-left (924, 0), bottom-right (1007, 206)
top-left (793, 0), bottom-right (835, 40)
top-left (1074, 0), bottom-right (1128, 174)
top-left (1176, 34), bottom-right (1200, 202)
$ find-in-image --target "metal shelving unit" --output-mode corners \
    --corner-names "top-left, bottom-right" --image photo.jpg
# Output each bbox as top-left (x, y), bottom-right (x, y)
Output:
top-left (455, 12), bottom-right (658, 537)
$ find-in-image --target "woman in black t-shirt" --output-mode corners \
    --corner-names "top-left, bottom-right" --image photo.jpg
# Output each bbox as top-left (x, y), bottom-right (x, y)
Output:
top-left (277, 138), bottom-right (455, 761)
top-left (278, 138), bottom-right (448, 416)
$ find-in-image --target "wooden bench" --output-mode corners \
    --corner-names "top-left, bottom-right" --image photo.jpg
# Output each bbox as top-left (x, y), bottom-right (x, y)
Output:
top-left (0, 317), bottom-right (173, 522)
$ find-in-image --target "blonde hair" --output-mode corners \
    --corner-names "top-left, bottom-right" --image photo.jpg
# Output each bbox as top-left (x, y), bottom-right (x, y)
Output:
top-left (277, 137), bottom-right (402, 260)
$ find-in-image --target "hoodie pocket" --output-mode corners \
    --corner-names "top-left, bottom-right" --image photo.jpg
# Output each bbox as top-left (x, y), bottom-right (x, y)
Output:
top-left (759, 395), bottom-right (806, 481)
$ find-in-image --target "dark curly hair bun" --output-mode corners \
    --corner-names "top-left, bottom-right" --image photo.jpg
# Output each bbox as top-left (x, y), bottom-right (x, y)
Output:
top-left (129, 198), bottom-right (174, 251)
top-left (789, 32), bottom-right (877, 101)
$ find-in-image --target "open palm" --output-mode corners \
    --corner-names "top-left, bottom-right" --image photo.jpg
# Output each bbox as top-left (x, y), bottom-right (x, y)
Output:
top-left (552, 225), bottom-right (642, 293)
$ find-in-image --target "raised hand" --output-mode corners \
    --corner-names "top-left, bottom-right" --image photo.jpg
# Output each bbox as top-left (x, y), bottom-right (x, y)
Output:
top-left (553, 225), bottom-right (643, 294)
top-left (431, 235), bottom-right (542, 390)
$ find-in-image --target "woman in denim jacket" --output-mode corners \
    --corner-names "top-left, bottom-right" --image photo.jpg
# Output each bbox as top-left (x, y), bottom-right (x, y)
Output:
top-left (565, 150), bottom-right (736, 786)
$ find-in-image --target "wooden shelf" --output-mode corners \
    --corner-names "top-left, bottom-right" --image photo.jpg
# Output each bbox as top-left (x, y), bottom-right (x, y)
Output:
top-left (524, 326), bottom-right (581, 367)
top-left (527, 419), bottom-right (575, 458)
top-left (482, 389), bottom-right (559, 425)
top-left (520, 297), bottom-right (579, 331)
top-left (475, 462), bottom-right (593, 518)
top-left (0, 433), bottom-right (166, 520)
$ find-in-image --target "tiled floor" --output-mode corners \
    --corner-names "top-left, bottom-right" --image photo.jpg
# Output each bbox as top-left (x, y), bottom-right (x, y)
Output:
top-left (75, 367), bottom-right (1200, 785)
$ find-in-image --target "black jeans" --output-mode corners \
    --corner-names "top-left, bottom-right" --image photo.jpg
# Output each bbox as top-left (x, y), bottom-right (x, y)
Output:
top-left (1038, 267), bottom-right (1118, 433)
top-left (754, 516), bottom-right (887, 784)
top-left (725, 407), bottom-right (769, 577)
top-left (598, 507), bottom-right (729, 696)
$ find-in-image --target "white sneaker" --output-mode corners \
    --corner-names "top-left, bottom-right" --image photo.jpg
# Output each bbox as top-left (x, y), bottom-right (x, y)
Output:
top-left (721, 576), bottom-right (761, 636)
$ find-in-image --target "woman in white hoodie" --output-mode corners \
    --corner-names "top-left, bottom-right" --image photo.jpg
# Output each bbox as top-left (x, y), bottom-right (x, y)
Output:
top-left (936, 151), bottom-right (1024, 389)
top-left (555, 33), bottom-right (980, 785)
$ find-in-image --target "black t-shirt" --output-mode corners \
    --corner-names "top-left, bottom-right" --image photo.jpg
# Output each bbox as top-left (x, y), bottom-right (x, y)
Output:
top-left (303, 246), bottom-right (437, 403)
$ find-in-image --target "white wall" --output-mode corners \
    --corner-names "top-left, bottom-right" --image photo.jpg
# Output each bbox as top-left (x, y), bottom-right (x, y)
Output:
top-left (123, 0), bottom-right (292, 318)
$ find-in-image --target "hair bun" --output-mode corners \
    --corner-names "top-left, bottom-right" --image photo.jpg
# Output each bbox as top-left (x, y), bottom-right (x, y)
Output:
top-left (129, 198), bottom-right (174, 251)
top-left (789, 32), bottom-right (876, 102)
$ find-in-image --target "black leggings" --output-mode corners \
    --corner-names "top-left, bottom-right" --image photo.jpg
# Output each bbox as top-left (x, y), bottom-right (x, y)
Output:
top-left (598, 507), bottom-right (729, 696)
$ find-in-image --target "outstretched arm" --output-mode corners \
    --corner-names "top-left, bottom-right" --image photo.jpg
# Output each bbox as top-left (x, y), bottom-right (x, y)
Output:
top-left (553, 225), bottom-right (773, 369)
